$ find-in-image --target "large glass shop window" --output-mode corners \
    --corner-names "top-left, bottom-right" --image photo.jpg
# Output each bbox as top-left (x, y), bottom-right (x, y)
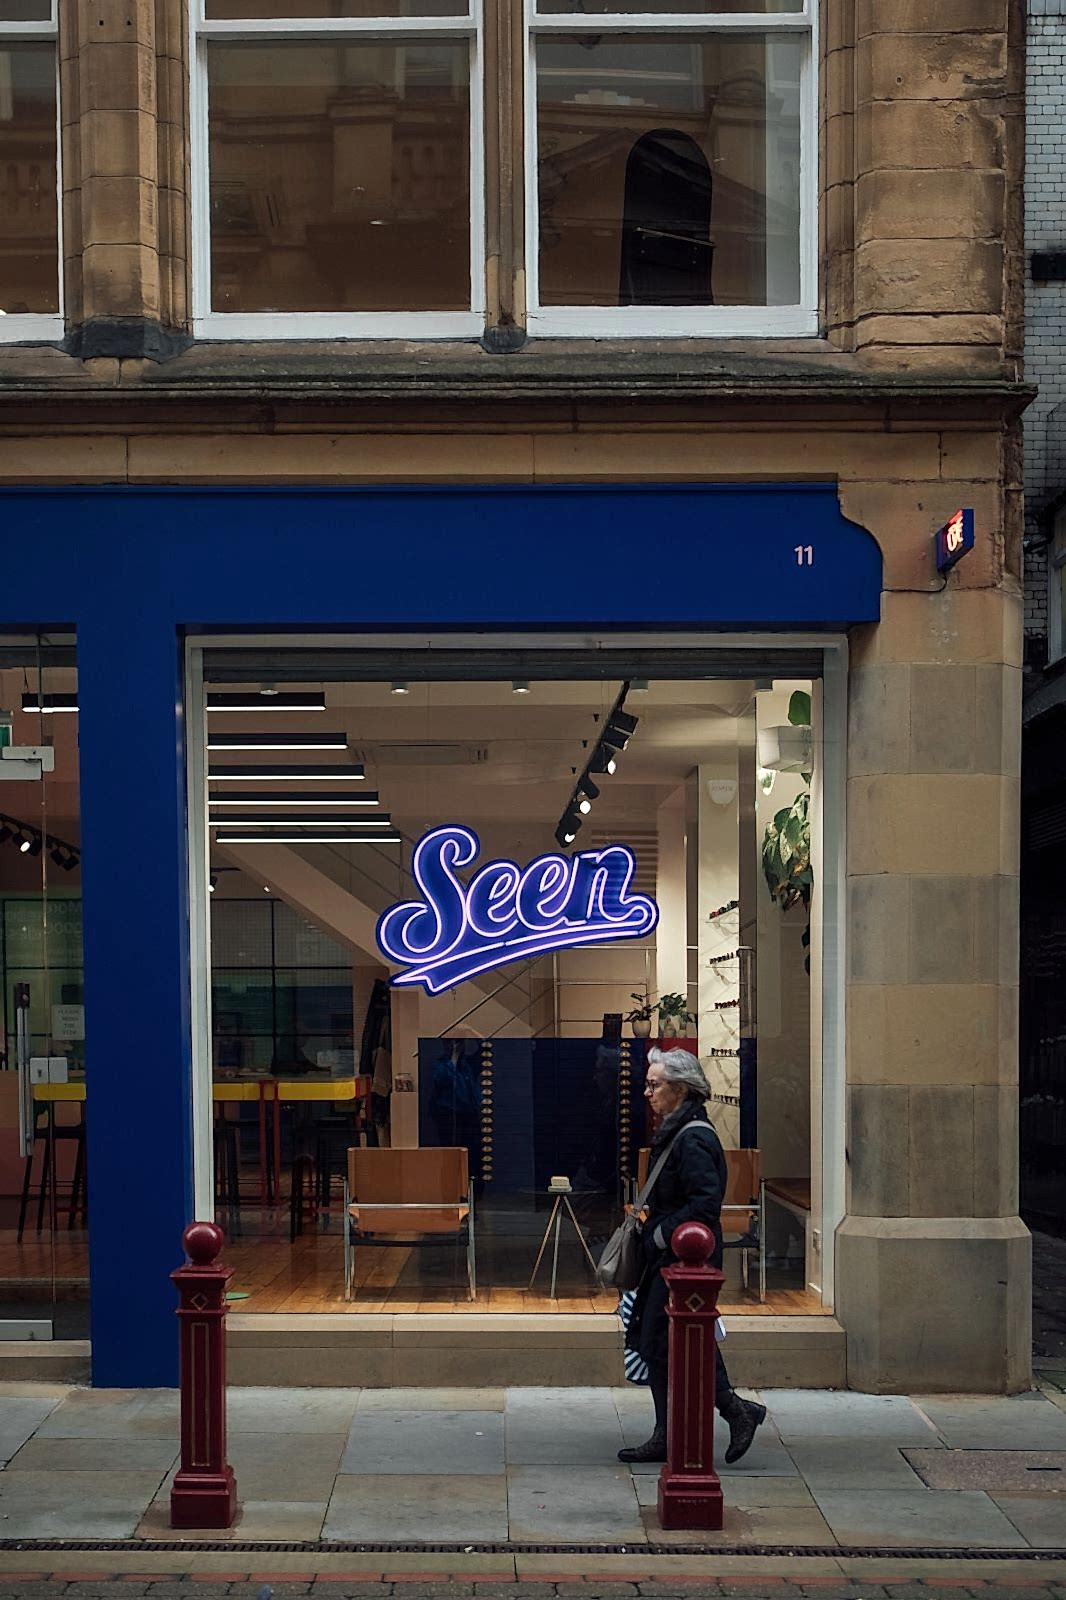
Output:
top-left (203, 670), bottom-right (818, 1317)
top-left (0, 633), bottom-right (87, 1332)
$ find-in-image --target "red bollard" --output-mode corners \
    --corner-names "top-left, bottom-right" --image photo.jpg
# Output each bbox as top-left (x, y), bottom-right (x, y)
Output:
top-left (170, 1221), bottom-right (237, 1529)
top-left (657, 1220), bottom-right (726, 1532)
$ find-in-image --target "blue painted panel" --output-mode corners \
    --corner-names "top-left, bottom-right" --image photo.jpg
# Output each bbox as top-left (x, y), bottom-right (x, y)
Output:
top-left (0, 484), bottom-right (881, 629)
top-left (0, 482), bottom-right (880, 1386)
top-left (77, 614), bottom-right (194, 1388)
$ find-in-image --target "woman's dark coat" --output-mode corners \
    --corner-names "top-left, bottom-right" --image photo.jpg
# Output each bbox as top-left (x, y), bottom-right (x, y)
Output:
top-left (624, 1096), bottom-right (726, 1369)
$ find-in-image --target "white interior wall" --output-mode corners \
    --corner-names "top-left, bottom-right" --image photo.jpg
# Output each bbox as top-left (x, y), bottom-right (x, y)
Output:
top-left (656, 784), bottom-right (689, 1004)
top-left (754, 687), bottom-right (811, 1200)
top-left (696, 754), bottom-right (741, 1147)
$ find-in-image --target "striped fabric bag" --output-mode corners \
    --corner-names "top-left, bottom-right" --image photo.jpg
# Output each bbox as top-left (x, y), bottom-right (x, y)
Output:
top-left (617, 1291), bottom-right (728, 1386)
top-left (617, 1290), bottom-right (650, 1385)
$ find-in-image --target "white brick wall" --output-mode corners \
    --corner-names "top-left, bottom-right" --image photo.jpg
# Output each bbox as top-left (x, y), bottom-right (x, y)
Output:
top-left (1025, 8), bottom-right (1066, 643)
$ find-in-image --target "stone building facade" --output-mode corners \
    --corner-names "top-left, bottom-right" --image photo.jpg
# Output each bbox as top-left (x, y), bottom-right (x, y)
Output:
top-left (0, 0), bottom-right (1033, 1392)
top-left (1020, 0), bottom-right (1066, 1233)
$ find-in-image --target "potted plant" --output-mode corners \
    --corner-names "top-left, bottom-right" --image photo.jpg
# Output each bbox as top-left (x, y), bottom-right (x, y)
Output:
top-left (657, 992), bottom-right (695, 1038)
top-left (625, 990), bottom-right (655, 1038)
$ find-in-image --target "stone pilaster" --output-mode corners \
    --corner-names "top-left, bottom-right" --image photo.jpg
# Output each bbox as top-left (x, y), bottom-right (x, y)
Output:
top-left (827, 0), bottom-right (1020, 373)
top-left (836, 577), bottom-right (1030, 1392)
top-left (60, 0), bottom-right (189, 357)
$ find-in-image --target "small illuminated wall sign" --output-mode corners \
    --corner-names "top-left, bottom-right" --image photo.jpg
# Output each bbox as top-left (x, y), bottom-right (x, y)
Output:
top-left (376, 824), bottom-right (659, 995)
top-left (935, 508), bottom-right (975, 574)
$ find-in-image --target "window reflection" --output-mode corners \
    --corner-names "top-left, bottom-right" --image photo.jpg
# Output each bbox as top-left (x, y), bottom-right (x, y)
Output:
top-left (207, 41), bottom-right (472, 313)
top-left (536, 34), bottom-right (801, 308)
top-left (0, 44), bottom-right (58, 315)
top-left (208, 0), bottom-right (466, 18)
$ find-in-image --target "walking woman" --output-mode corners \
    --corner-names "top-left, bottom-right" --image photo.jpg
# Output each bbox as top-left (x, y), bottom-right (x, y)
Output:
top-left (619, 1048), bottom-right (766, 1465)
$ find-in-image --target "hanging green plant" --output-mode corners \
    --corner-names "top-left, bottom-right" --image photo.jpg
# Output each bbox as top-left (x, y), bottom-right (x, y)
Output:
top-left (761, 690), bottom-right (813, 969)
top-left (762, 787), bottom-right (812, 913)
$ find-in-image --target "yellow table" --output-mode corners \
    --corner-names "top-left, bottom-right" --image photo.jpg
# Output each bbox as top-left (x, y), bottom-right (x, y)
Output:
top-left (34, 1077), bottom-right (367, 1102)
top-left (35, 1077), bottom-right (371, 1210)
top-left (212, 1077), bottom-right (366, 1103)
top-left (211, 1077), bottom-right (371, 1210)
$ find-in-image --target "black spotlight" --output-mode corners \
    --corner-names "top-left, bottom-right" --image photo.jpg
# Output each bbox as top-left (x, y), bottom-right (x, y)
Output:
top-left (49, 846), bottom-right (65, 868)
top-left (0, 823), bottom-right (12, 846)
top-left (577, 776), bottom-right (600, 815)
top-left (556, 806), bottom-right (583, 847)
top-left (62, 852), bottom-right (79, 872)
top-left (590, 746), bottom-right (618, 776)
top-left (605, 710), bottom-right (638, 749)
top-left (27, 835), bottom-right (43, 858)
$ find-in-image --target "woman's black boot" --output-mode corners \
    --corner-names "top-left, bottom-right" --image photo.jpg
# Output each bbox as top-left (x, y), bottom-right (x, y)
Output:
top-left (618, 1427), bottom-right (667, 1463)
top-left (718, 1393), bottom-right (767, 1464)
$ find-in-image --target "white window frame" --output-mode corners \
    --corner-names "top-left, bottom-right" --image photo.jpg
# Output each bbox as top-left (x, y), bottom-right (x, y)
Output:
top-left (190, 2), bottom-right (486, 339)
top-left (524, 1), bottom-right (818, 338)
top-left (1049, 506), bottom-right (1066, 666)
top-left (0, 5), bottom-right (63, 344)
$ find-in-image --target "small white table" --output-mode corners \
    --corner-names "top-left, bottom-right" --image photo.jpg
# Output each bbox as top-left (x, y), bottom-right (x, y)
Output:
top-left (528, 1183), bottom-right (600, 1299)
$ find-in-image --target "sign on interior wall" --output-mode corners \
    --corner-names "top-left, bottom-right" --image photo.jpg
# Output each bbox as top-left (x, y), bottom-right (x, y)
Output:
top-left (377, 824), bottom-right (659, 994)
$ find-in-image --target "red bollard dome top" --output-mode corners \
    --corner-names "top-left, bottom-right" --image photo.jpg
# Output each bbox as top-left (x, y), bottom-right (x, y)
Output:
top-left (183, 1220), bottom-right (225, 1265)
top-left (671, 1221), bottom-right (715, 1265)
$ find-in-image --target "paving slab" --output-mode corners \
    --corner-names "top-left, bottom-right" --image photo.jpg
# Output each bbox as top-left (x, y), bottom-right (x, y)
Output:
top-left (914, 1395), bottom-right (1066, 1451)
top-left (223, 1431), bottom-right (345, 1501)
top-left (324, 1473), bottom-right (508, 1541)
top-left (0, 1392), bottom-right (73, 1461)
top-left (0, 1469), bottom-right (165, 1538)
top-left (904, 1448), bottom-right (1066, 1493)
top-left (3, 1437), bottom-right (180, 1474)
top-left (784, 1439), bottom-right (925, 1491)
top-left (0, 1382), bottom-right (73, 1400)
top-left (810, 1488), bottom-right (1029, 1549)
top-left (617, 1404), bottom-right (796, 1479)
top-left (518, 1555), bottom-right (847, 1577)
top-left (507, 1464), bottom-right (645, 1543)
top-left (632, 1472), bottom-right (816, 1510)
top-left (225, 1388), bottom-right (359, 1435)
top-left (33, 1390), bottom-right (179, 1440)
top-left (642, 1502), bottom-right (838, 1548)
top-left (507, 1389), bottom-right (623, 1464)
top-left (137, 1497), bottom-right (327, 1541)
top-left (990, 1494), bottom-right (1066, 1548)
top-left (837, 1557), bottom-right (1066, 1582)
top-left (761, 1392), bottom-right (940, 1446)
top-left (341, 1409), bottom-right (504, 1474)
top-left (359, 1388), bottom-right (506, 1412)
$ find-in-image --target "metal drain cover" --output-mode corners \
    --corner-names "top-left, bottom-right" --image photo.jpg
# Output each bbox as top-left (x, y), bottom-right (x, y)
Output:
top-left (904, 1449), bottom-right (1066, 1494)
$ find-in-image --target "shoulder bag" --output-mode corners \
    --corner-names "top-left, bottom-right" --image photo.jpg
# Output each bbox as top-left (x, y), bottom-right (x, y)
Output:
top-left (596, 1122), bottom-right (709, 1291)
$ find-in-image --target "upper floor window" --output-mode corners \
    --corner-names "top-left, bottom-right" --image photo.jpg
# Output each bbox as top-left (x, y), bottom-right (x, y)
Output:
top-left (0, 0), bottom-right (61, 341)
top-left (191, 0), bottom-right (814, 337)
top-left (529, 2), bottom-right (814, 336)
top-left (192, 0), bottom-right (482, 337)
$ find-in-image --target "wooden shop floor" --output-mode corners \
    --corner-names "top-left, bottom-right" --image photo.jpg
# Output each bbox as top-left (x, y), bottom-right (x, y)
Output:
top-left (0, 1223), bottom-right (827, 1318)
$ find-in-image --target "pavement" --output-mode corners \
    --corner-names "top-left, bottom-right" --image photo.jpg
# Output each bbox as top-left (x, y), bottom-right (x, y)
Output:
top-left (0, 1381), bottom-right (1063, 1559)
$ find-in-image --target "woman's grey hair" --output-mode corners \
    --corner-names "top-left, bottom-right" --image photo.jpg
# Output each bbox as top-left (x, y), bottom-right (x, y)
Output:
top-left (648, 1047), bottom-right (712, 1101)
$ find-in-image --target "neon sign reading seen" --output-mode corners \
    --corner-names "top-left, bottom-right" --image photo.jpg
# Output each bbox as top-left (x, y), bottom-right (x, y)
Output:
top-left (376, 824), bottom-right (659, 994)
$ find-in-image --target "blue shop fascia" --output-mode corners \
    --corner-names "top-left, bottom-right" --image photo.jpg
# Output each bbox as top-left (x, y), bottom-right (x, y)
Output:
top-left (0, 482), bottom-right (880, 1386)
